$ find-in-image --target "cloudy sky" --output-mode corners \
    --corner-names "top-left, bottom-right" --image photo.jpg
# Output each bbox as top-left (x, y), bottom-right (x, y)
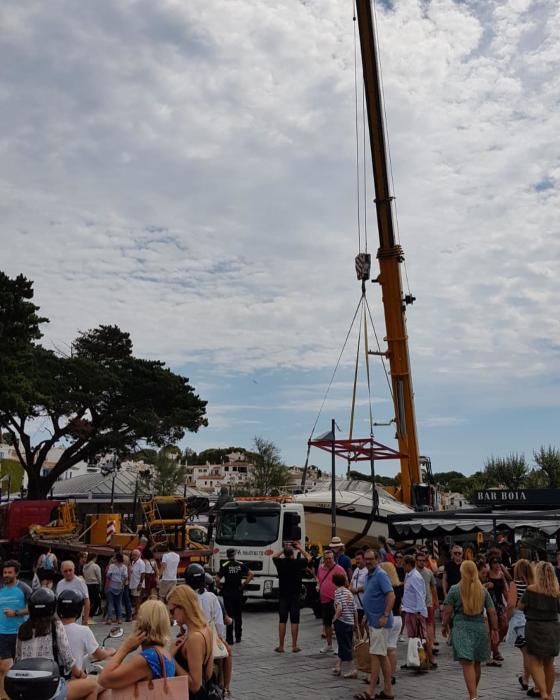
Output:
top-left (2, 0), bottom-right (559, 479)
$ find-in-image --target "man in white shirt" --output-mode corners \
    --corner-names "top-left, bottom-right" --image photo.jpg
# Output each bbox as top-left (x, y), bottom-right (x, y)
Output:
top-left (57, 590), bottom-right (115, 670)
top-left (55, 561), bottom-right (90, 625)
top-left (350, 551), bottom-right (368, 623)
top-left (401, 554), bottom-right (429, 661)
top-left (129, 549), bottom-right (145, 618)
top-left (159, 543), bottom-right (180, 601)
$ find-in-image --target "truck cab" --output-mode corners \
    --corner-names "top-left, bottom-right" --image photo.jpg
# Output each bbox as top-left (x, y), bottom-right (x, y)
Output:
top-left (211, 500), bottom-right (305, 598)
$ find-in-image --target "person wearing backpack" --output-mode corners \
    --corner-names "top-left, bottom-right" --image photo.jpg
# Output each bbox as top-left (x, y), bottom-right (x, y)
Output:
top-left (37, 548), bottom-right (58, 577)
top-left (15, 588), bottom-right (97, 700)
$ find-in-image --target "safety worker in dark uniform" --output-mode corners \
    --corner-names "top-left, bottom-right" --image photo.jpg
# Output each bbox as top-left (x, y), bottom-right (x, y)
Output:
top-left (215, 548), bottom-right (254, 644)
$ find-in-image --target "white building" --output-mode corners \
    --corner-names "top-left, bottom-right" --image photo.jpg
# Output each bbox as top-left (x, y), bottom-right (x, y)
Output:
top-left (187, 451), bottom-right (254, 494)
top-left (440, 490), bottom-right (471, 510)
top-left (286, 466), bottom-right (327, 493)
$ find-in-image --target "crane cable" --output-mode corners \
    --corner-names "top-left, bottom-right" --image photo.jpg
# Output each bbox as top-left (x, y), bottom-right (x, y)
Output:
top-left (301, 295), bottom-right (363, 491)
top-left (352, 2), bottom-right (362, 253)
top-left (348, 303), bottom-right (362, 446)
top-left (364, 294), bottom-right (393, 400)
top-left (371, 0), bottom-right (412, 296)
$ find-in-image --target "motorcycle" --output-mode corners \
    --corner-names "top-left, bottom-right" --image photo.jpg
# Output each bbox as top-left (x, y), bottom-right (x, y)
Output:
top-left (88, 626), bottom-right (124, 675)
top-left (4, 627), bottom-right (124, 699)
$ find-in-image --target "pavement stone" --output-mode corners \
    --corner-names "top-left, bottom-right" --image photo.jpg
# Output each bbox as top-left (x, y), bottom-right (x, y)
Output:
top-left (87, 603), bottom-right (547, 700)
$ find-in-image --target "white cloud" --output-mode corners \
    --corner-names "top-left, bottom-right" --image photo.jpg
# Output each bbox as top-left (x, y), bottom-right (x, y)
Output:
top-left (1, 0), bottom-right (559, 469)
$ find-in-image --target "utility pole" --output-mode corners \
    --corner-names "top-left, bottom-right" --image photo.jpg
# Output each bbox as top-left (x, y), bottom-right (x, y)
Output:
top-left (331, 418), bottom-right (337, 537)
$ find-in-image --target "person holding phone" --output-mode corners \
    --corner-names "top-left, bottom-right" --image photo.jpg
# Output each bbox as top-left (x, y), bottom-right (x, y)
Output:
top-left (272, 541), bottom-right (311, 653)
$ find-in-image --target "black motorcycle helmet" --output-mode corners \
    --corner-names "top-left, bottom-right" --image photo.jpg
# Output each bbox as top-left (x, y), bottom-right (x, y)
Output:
top-left (57, 589), bottom-right (84, 619)
top-left (184, 563), bottom-right (206, 591)
top-left (28, 588), bottom-right (56, 618)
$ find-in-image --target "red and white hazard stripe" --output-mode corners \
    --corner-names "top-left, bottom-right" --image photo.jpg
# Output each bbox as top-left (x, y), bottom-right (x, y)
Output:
top-left (106, 520), bottom-right (116, 544)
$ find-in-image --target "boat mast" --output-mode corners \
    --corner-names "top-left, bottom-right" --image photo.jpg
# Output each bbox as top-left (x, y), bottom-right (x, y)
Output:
top-left (355, 0), bottom-right (420, 507)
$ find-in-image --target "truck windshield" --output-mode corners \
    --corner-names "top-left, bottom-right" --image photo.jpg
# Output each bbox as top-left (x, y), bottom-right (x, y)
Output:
top-left (216, 510), bottom-right (280, 546)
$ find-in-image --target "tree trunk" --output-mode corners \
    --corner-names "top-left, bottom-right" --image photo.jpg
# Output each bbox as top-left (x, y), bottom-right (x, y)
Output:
top-left (25, 471), bottom-right (54, 500)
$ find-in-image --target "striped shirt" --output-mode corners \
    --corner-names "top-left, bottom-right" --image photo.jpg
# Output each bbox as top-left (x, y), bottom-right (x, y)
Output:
top-left (515, 578), bottom-right (528, 603)
top-left (334, 586), bottom-right (356, 625)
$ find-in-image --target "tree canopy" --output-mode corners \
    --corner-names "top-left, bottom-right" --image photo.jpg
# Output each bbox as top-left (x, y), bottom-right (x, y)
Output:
top-left (0, 272), bottom-right (208, 499)
top-left (138, 448), bottom-right (189, 495)
top-left (248, 437), bottom-right (289, 495)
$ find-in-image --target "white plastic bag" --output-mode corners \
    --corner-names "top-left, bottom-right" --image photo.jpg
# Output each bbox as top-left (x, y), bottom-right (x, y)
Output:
top-left (406, 637), bottom-right (421, 668)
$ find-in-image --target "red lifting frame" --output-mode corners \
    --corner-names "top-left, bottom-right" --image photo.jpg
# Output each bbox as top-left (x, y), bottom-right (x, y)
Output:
top-left (308, 436), bottom-right (405, 462)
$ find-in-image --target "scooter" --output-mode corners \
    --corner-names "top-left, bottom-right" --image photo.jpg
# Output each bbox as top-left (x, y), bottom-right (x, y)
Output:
top-left (5, 659), bottom-right (67, 700)
top-left (88, 626), bottom-right (124, 674)
top-left (4, 627), bottom-right (125, 700)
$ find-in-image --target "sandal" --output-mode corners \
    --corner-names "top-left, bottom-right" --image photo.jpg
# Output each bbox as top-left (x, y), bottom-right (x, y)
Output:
top-left (274, 647), bottom-right (284, 653)
top-left (292, 647), bottom-right (301, 653)
top-left (343, 670), bottom-right (358, 679)
top-left (332, 668), bottom-right (341, 676)
top-left (519, 677), bottom-right (529, 691)
top-left (375, 693), bottom-right (395, 699)
top-left (527, 690), bottom-right (541, 698)
top-left (493, 653), bottom-right (504, 661)
top-left (487, 660), bottom-right (502, 667)
top-left (353, 694), bottom-right (375, 700)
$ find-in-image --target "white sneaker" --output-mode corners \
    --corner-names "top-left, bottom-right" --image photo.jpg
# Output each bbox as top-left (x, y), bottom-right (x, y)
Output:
top-left (319, 644), bottom-right (333, 654)
top-left (332, 647), bottom-right (338, 655)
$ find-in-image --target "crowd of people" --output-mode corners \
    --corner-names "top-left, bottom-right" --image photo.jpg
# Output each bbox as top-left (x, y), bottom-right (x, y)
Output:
top-left (0, 543), bottom-right (243, 700)
top-left (1, 534), bottom-right (560, 700)
top-left (270, 535), bottom-right (560, 700)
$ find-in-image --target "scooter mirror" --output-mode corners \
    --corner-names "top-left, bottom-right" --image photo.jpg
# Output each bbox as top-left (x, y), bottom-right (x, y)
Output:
top-left (109, 627), bottom-right (124, 639)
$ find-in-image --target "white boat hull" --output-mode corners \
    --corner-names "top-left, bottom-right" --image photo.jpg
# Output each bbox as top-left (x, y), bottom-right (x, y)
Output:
top-left (293, 480), bottom-right (413, 548)
top-left (303, 509), bottom-right (389, 545)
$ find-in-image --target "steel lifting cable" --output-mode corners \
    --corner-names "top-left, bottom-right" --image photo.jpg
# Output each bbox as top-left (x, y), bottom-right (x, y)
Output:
top-left (362, 82), bottom-right (368, 254)
top-left (301, 294), bottom-right (364, 490)
top-left (371, 0), bottom-right (412, 297)
top-left (363, 300), bottom-right (380, 516)
top-left (306, 294), bottom-right (364, 444)
top-left (352, 0), bottom-right (362, 253)
top-left (364, 294), bottom-right (393, 399)
top-left (363, 302), bottom-right (374, 438)
top-left (348, 298), bottom-right (363, 443)
top-left (347, 300), bottom-right (363, 476)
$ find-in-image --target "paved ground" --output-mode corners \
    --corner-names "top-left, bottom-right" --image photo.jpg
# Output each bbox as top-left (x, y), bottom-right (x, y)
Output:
top-left (89, 602), bottom-right (536, 700)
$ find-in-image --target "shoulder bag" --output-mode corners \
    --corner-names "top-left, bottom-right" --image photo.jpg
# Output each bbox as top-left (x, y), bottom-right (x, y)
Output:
top-left (210, 620), bottom-right (228, 660)
top-left (202, 630), bottom-right (225, 700)
top-left (352, 629), bottom-right (370, 673)
top-left (98, 648), bottom-right (189, 700)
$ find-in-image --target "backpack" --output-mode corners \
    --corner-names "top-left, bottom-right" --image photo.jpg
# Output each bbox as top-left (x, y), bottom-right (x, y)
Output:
top-left (42, 554), bottom-right (54, 571)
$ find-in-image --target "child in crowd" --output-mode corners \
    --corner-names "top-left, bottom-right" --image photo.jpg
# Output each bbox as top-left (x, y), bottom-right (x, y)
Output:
top-left (332, 572), bottom-right (358, 678)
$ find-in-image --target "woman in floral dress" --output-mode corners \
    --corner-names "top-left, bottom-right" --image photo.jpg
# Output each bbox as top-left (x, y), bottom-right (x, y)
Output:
top-left (442, 560), bottom-right (499, 700)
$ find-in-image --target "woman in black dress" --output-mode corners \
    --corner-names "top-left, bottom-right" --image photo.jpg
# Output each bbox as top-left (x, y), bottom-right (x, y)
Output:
top-left (168, 584), bottom-right (214, 700)
top-left (520, 561), bottom-right (560, 700)
top-left (487, 555), bottom-right (509, 664)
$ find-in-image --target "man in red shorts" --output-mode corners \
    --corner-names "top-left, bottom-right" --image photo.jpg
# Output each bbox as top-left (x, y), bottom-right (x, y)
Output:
top-left (415, 551), bottom-right (438, 668)
top-left (401, 555), bottom-right (429, 669)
